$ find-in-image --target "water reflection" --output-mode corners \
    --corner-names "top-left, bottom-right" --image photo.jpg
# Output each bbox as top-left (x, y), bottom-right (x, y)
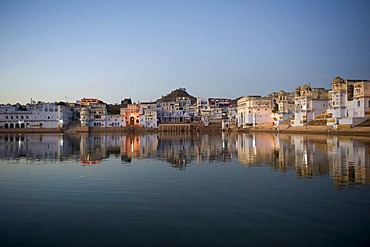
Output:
top-left (1, 132), bottom-right (370, 188)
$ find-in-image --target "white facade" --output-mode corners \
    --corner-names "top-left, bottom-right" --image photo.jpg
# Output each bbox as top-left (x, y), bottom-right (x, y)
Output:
top-left (80, 99), bottom-right (108, 127)
top-left (353, 81), bottom-right (370, 118)
top-left (327, 76), bottom-right (349, 125)
top-left (106, 115), bottom-right (125, 127)
top-left (197, 98), bottom-right (210, 125)
top-left (268, 90), bottom-right (295, 125)
top-left (0, 103), bottom-right (70, 129)
top-left (140, 103), bottom-right (158, 128)
top-left (237, 96), bottom-right (273, 128)
top-left (327, 76), bottom-right (370, 127)
top-left (157, 97), bottom-right (195, 124)
top-left (291, 85), bottom-right (329, 127)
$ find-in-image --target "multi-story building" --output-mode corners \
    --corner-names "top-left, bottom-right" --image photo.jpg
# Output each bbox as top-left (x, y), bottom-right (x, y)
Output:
top-left (121, 103), bottom-right (141, 126)
top-left (106, 115), bottom-right (124, 127)
top-left (196, 98), bottom-right (210, 125)
top-left (139, 102), bottom-right (158, 128)
top-left (0, 102), bottom-right (71, 129)
top-left (353, 80), bottom-right (370, 118)
top-left (157, 96), bottom-right (194, 124)
top-left (157, 101), bottom-right (175, 123)
top-left (237, 96), bottom-right (274, 128)
top-left (197, 97), bottom-right (234, 126)
top-left (208, 98), bottom-right (231, 123)
top-left (80, 98), bottom-right (124, 127)
top-left (291, 84), bottom-right (329, 127)
top-left (327, 76), bottom-right (349, 125)
top-left (326, 76), bottom-right (370, 127)
top-left (268, 90), bottom-right (295, 125)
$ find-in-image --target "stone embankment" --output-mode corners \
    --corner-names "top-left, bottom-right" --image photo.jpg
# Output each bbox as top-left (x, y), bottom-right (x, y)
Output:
top-left (240, 124), bottom-right (370, 136)
top-left (1, 122), bottom-right (369, 136)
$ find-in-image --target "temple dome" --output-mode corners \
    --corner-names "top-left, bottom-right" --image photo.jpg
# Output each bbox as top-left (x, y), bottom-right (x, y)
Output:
top-left (332, 75), bottom-right (345, 84)
top-left (278, 90), bottom-right (287, 96)
top-left (302, 84), bottom-right (311, 91)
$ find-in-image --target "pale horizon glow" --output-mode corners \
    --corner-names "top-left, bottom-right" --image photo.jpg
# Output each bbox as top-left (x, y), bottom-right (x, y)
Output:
top-left (1, 0), bottom-right (369, 104)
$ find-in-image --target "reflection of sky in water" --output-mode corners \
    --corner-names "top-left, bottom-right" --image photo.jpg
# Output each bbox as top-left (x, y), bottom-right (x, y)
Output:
top-left (1, 133), bottom-right (370, 246)
top-left (0, 133), bottom-right (370, 188)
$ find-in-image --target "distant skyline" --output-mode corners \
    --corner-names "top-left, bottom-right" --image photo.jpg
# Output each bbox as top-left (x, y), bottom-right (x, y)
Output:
top-left (1, 0), bottom-right (369, 104)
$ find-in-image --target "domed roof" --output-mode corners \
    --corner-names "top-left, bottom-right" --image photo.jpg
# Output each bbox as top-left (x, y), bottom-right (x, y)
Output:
top-left (278, 90), bottom-right (287, 96)
top-left (183, 112), bottom-right (190, 117)
top-left (302, 84), bottom-right (311, 91)
top-left (295, 86), bottom-right (301, 91)
top-left (332, 75), bottom-right (345, 84)
top-left (172, 112), bottom-right (180, 117)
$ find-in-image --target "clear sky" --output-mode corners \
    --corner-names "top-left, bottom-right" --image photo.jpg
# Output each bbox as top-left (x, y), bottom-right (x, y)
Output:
top-left (1, 0), bottom-right (369, 104)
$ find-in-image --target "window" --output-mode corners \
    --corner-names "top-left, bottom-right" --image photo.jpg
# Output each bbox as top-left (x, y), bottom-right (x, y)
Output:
top-left (358, 101), bottom-right (361, 107)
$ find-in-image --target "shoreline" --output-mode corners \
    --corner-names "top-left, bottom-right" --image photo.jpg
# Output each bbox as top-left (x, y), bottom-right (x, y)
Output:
top-left (0, 124), bottom-right (369, 136)
top-left (240, 125), bottom-right (370, 136)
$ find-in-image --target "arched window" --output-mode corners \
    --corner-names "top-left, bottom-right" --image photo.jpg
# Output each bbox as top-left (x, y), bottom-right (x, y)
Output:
top-left (15, 123), bottom-right (20, 128)
top-left (10, 123), bottom-right (14, 128)
top-left (358, 101), bottom-right (361, 107)
top-left (21, 123), bottom-right (25, 128)
top-left (5, 123), bottom-right (8, 128)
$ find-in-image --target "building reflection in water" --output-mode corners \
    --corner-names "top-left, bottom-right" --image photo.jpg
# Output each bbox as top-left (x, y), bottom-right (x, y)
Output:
top-left (236, 133), bottom-right (370, 188)
top-left (0, 132), bottom-right (370, 188)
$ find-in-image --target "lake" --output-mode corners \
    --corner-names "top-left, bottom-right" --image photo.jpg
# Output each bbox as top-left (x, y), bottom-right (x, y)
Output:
top-left (1, 132), bottom-right (370, 246)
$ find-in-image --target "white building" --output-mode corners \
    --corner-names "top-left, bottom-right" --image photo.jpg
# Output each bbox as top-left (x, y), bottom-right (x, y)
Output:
top-left (327, 76), bottom-right (370, 127)
top-left (237, 96), bottom-right (274, 128)
top-left (0, 102), bottom-right (71, 129)
top-left (327, 76), bottom-right (349, 125)
top-left (139, 102), bottom-right (158, 128)
top-left (80, 98), bottom-right (106, 127)
top-left (353, 80), bottom-right (370, 119)
top-left (291, 85), bottom-right (329, 127)
top-left (157, 97), bottom-right (194, 124)
top-left (268, 90), bottom-right (295, 125)
top-left (196, 98), bottom-right (210, 125)
top-left (106, 115), bottom-right (125, 127)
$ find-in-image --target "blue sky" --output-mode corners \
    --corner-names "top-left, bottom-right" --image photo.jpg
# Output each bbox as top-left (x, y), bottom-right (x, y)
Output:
top-left (1, 0), bottom-right (369, 104)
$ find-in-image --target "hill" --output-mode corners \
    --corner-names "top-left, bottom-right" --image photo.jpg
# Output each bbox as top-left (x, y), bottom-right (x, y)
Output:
top-left (156, 88), bottom-right (197, 104)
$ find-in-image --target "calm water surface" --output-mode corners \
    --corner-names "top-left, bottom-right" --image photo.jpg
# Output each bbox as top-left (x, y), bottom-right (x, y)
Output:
top-left (0, 133), bottom-right (370, 246)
